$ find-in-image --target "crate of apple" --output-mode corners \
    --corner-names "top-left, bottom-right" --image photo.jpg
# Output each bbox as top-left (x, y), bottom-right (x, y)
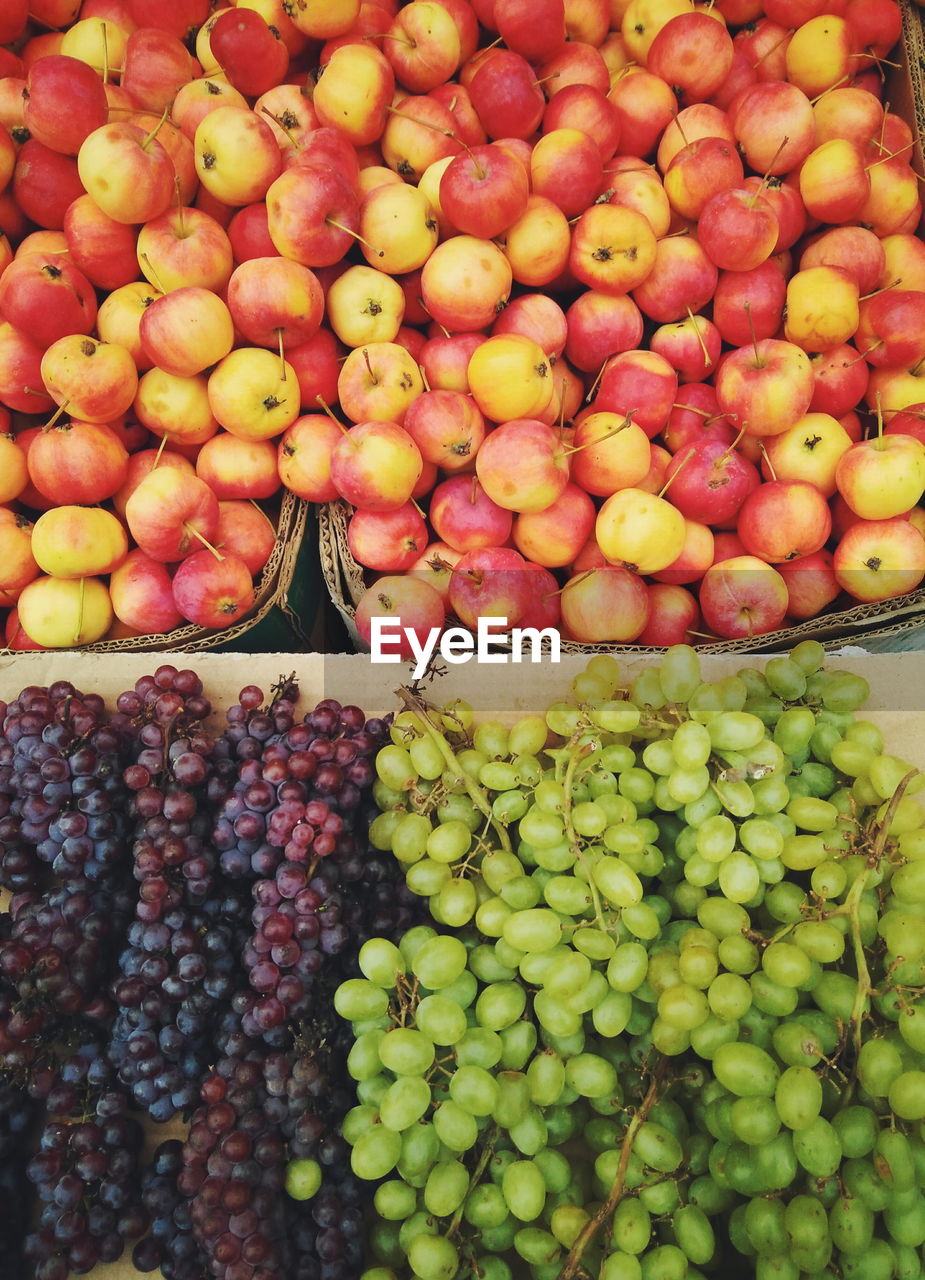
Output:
top-left (0, 0), bottom-right (923, 652)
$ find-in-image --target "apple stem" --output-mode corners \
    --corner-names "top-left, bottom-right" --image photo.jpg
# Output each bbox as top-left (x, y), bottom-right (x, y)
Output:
top-left (139, 105), bottom-right (170, 153)
top-left (260, 106), bottom-right (300, 150)
top-left (152, 433), bottom-right (169, 468)
top-left (458, 139), bottom-right (487, 182)
top-left (277, 328), bottom-right (287, 382)
top-left (101, 20), bottom-right (110, 84)
top-left (717, 420), bottom-right (748, 465)
top-left (555, 569), bottom-right (595, 600)
top-left (758, 441), bottom-right (777, 480)
top-left (672, 400), bottom-right (710, 418)
top-left (585, 361), bottom-right (607, 404)
top-left (362, 346), bottom-right (379, 385)
top-left (183, 521), bottom-right (226, 561)
top-left (658, 446), bottom-right (695, 496)
top-left (385, 103), bottom-right (459, 141)
top-left (670, 100), bottom-right (689, 147)
top-left (746, 136), bottom-right (789, 207)
top-left (315, 394), bottom-right (352, 440)
top-left (865, 141), bottom-right (915, 172)
top-left (561, 409), bottom-right (637, 457)
top-left (419, 364), bottom-right (431, 392)
top-left (743, 300), bottom-right (762, 367)
top-left (750, 28), bottom-right (791, 71)
top-left (858, 277), bottom-right (901, 301)
top-left (533, 72), bottom-right (561, 89)
top-left (848, 340), bottom-right (882, 365)
top-left (411, 497), bottom-right (427, 520)
top-left (324, 216), bottom-right (384, 258)
top-left (686, 308), bottom-right (713, 369)
top-left (174, 177), bottom-right (185, 231)
top-left (74, 576), bottom-right (85, 646)
top-left (139, 252), bottom-right (168, 295)
top-left (41, 400), bottom-right (70, 432)
top-left (808, 74), bottom-right (852, 105)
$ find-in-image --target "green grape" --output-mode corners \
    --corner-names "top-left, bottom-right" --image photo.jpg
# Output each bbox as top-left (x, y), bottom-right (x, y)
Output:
top-left (502, 907), bottom-right (562, 953)
top-left (857, 1037), bottom-right (904, 1096)
top-left (509, 1106), bottom-right (547, 1155)
top-left (762, 941), bottom-right (813, 989)
top-left (351, 1126), bottom-right (403, 1181)
top-left (370, 809), bottom-right (403, 850)
top-left (499, 875), bottom-right (541, 910)
top-left (502, 1159), bottom-right (547, 1222)
top-left (379, 1028), bottom-right (436, 1076)
top-left (792, 1115), bottom-right (842, 1178)
top-left (889, 1069), bottom-right (925, 1120)
top-left (410, 735), bottom-right (446, 781)
top-left (519, 806), bottom-right (566, 849)
top-left (375, 1179), bottom-right (418, 1222)
top-left (695, 814), bottom-right (737, 863)
top-left (592, 856), bottom-right (644, 907)
top-left (449, 1064), bottom-right (498, 1117)
top-left (407, 1232), bottom-right (459, 1280)
top-left (423, 1160), bottom-right (470, 1217)
top-left (380, 1076), bottom-right (432, 1132)
top-left (730, 1095), bottom-right (780, 1146)
top-left (820, 670), bottom-right (870, 712)
top-left (359, 938), bottom-right (406, 988)
top-left (335, 979), bottom-right (391, 1022)
top-left (600, 1253), bottom-right (642, 1280)
top-left (433, 1099), bottom-right (479, 1153)
top-left (622, 902), bottom-right (662, 939)
top-left (406, 858), bottom-right (452, 897)
top-left (619, 768), bottom-right (656, 805)
top-left (425, 820), bottom-right (473, 865)
top-left (475, 981), bottom-right (526, 1031)
top-left (634, 1121), bottom-right (683, 1172)
top-left (436, 792), bottom-right (482, 831)
top-left (764, 656), bottom-right (808, 701)
top-left (413, 995), bottom-right (467, 1047)
top-left (463, 1181), bottom-right (510, 1229)
top-left (713, 1041), bottom-right (779, 1097)
top-left (377, 744), bottom-right (417, 791)
top-left (492, 1071), bottom-right (531, 1129)
top-left (774, 1065), bottom-right (823, 1131)
top-left (434, 877), bottom-right (478, 927)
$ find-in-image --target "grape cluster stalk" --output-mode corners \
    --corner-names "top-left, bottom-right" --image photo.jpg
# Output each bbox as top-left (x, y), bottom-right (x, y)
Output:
top-left (337, 642), bottom-right (925, 1280)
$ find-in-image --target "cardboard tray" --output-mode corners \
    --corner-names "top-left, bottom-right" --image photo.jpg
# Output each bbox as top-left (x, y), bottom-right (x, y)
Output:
top-left (319, 0), bottom-right (925, 656)
top-left (2, 648), bottom-right (925, 1280)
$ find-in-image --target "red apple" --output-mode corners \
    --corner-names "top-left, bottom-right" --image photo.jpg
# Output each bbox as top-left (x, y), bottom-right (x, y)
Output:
top-left (172, 549), bottom-right (255, 628)
top-left (475, 419), bottom-right (570, 513)
top-left (27, 419), bottom-right (130, 506)
top-left (512, 483), bottom-right (596, 568)
top-left (737, 479), bottom-right (832, 563)
top-left (216, 500), bottom-right (277, 576)
top-left (715, 339), bottom-right (815, 439)
top-left (663, 435), bottom-right (761, 526)
top-left (833, 518), bottom-right (925, 602)
top-left (348, 503), bottom-right (429, 572)
top-left (430, 474), bottom-right (513, 552)
top-left (638, 582), bottom-right (700, 646)
top-left (698, 554), bottom-right (789, 639)
top-left (560, 565), bottom-right (649, 643)
top-left (355, 574), bottom-right (445, 658)
top-left (125, 468), bottom-right (221, 562)
top-left (777, 549), bottom-right (841, 620)
top-left (330, 420), bottom-right (423, 512)
top-left (448, 545), bottom-right (535, 628)
top-left (594, 349), bottom-right (678, 440)
top-left (109, 548), bottom-right (183, 635)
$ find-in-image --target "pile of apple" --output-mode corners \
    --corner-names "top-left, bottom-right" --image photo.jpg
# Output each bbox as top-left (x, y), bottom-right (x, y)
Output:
top-left (1, 0), bottom-right (924, 650)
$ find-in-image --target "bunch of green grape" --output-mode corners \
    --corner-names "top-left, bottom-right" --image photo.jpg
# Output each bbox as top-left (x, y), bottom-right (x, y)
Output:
top-left (335, 642), bottom-right (925, 1280)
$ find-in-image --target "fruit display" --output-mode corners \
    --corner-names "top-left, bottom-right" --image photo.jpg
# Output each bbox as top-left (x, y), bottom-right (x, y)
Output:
top-left (0, 645), bottom-right (924, 1280)
top-left (0, 0), bottom-right (922, 651)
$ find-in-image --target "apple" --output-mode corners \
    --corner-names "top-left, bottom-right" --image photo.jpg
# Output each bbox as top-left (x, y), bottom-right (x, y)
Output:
top-left (408, 542), bottom-right (462, 601)
top-left (77, 120), bottom-right (175, 224)
top-left (466, 48), bottom-right (545, 140)
top-left (4, 607), bottom-right (44, 652)
top-left (777, 549), bottom-right (841, 620)
top-left (560, 565), bottom-right (649, 643)
top-left (62, 195), bottom-right (140, 293)
top-left (448, 546), bottom-right (535, 629)
top-left (337, 341), bottom-right (425, 425)
top-left (31, 505), bottom-right (128, 580)
top-left (215, 500), bottom-right (276, 576)
top-left (355, 575), bottom-right (445, 658)
top-left (698, 554), bottom-right (789, 639)
top-left (855, 291), bottom-right (925, 370)
top-left (134, 368), bottom-right (218, 446)
top-left (608, 69), bottom-right (677, 159)
top-left (657, 103), bottom-right (736, 173)
top-left (596, 488), bottom-right (687, 575)
top-left (347, 503), bottom-right (429, 572)
top-left (109, 548), bottom-right (182, 635)
top-left (798, 139), bottom-right (870, 225)
top-left (113, 447), bottom-right (195, 517)
top-left (762, 413), bottom-right (853, 497)
top-left (518, 563), bottom-right (562, 633)
top-left (650, 315), bottom-right (721, 382)
top-left (40, 335), bottom-right (139, 423)
top-left (715, 338), bottom-right (814, 438)
top-left (195, 433), bottom-right (280, 501)
top-left (495, 195), bottom-right (572, 289)
top-left (439, 142), bottom-right (529, 240)
top-left (206, 348), bottom-right (300, 441)
top-left (17, 575), bottom-right (113, 647)
top-left (330, 421), bottom-right (423, 512)
top-left (0, 431), bottom-right (27, 504)
top-left (172, 548), bottom-right (255, 629)
top-left (880, 233), bottom-right (925, 293)
top-left (125, 468), bottom-right (221, 562)
top-left (136, 205), bottom-right (234, 294)
top-left (885, 405), bottom-right (925, 448)
top-left (569, 204), bottom-right (657, 296)
top-left (835, 434), bottom-right (925, 520)
top-left (193, 105), bottom-right (282, 207)
top-left (595, 349), bottom-right (678, 440)
top-left (467, 335), bottom-right (554, 425)
top-left (784, 266), bottom-right (860, 354)
top-left (632, 236), bottom-right (719, 325)
top-left (403, 389), bottom-right (486, 472)
top-left (647, 11), bottom-right (734, 106)
top-left (736, 479), bottom-right (832, 563)
top-left (139, 287), bottom-right (235, 378)
top-left (664, 136), bottom-right (745, 222)
top-left (638, 582), bottom-right (700, 646)
top-left (663, 435), bottom-right (761, 525)
top-left (513, 483), bottom-right (596, 568)
top-left (475, 419), bottom-right (570, 513)
top-left (698, 188), bottom-right (779, 273)
top-left (0, 254), bottom-right (97, 349)
top-left (833, 519), bottom-right (925, 602)
top-left (430, 475), bottom-right (513, 552)
top-left (800, 225), bottom-right (885, 295)
top-left (226, 257), bottom-right (324, 351)
top-left (27, 419), bottom-right (130, 506)
top-left (381, 94), bottom-right (461, 183)
top-left (420, 235), bottom-right (512, 333)
top-left (664, 384), bottom-right (736, 454)
top-left (712, 261), bottom-right (787, 348)
top-left (419, 333), bottom-right (485, 394)
top-left (732, 81), bottom-right (816, 175)
top-left (0, 508), bottom-right (39, 607)
top-left (275, 415), bottom-right (342, 503)
top-left (807, 344), bottom-right (871, 419)
top-left (530, 129), bottom-right (604, 220)
top-left (564, 291), bottom-right (644, 374)
top-left (542, 83), bottom-right (621, 159)
top-left (651, 519), bottom-right (714, 585)
top-left (358, 182), bottom-right (438, 275)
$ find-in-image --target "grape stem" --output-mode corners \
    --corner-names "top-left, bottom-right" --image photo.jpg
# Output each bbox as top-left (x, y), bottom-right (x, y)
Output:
top-left (561, 737), bottom-right (607, 929)
top-left (447, 1124), bottom-right (499, 1239)
top-left (556, 1057), bottom-right (667, 1280)
top-left (842, 768), bottom-right (919, 1092)
top-left (396, 688), bottom-right (513, 854)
